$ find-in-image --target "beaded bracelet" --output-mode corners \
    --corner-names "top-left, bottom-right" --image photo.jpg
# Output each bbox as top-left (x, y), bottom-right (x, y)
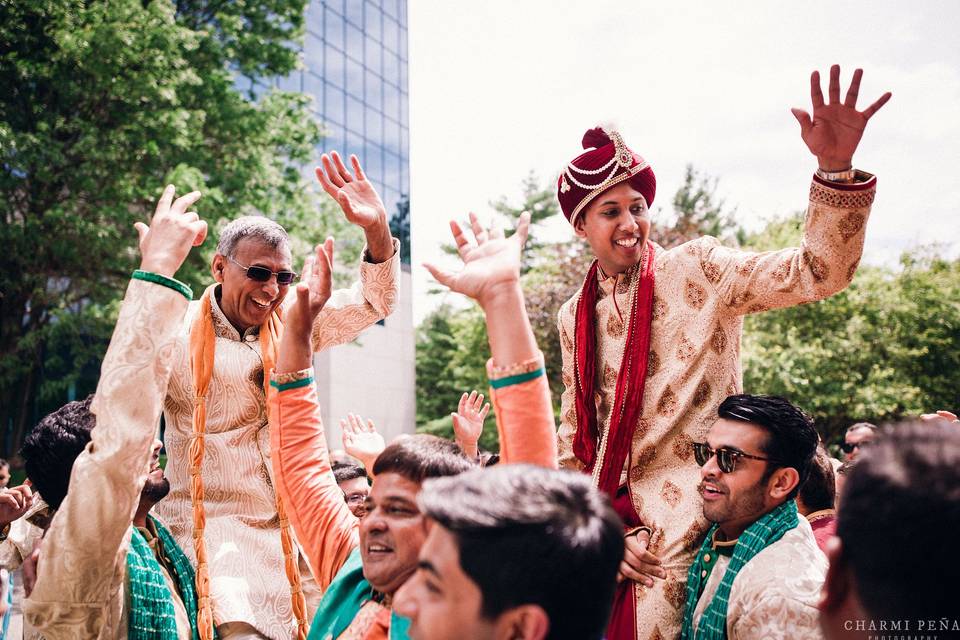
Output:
top-left (131, 270), bottom-right (193, 301)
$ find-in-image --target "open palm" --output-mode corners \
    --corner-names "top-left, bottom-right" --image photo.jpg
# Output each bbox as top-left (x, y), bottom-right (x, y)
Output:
top-left (315, 151), bottom-right (386, 229)
top-left (341, 413), bottom-right (386, 467)
top-left (791, 65), bottom-right (891, 170)
top-left (425, 211), bottom-right (530, 307)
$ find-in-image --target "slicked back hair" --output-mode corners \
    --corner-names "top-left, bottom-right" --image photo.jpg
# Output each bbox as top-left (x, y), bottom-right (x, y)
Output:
top-left (837, 420), bottom-right (960, 620)
top-left (718, 394), bottom-right (818, 500)
top-left (371, 435), bottom-right (473, 484)
top-left (419, 465), bottom-right (624, 640)
top-left (217, 216), bottom-right (290, 258)
top-left (332, 460), bottom-right (369, 485)
top-left (798, 448), bottom-right (836, 513)
top-left (21, 396), bottom-right (97, 510)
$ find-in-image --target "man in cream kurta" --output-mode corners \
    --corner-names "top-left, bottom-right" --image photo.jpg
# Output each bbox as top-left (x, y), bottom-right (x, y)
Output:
top-left (24, 185), bottom-right (207, 639)
top-left (556, 65), bottom-right (890, 639)
top-left (155, 154), bottom-right (400, 638)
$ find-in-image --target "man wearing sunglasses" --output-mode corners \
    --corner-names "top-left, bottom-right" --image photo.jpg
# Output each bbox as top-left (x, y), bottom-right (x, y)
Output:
top-left (680, 394), bottom-right (823, 640)
top-left (152, 152), bottom-right (401, 640)
top-left (841, 422), bottom-right (876, 461)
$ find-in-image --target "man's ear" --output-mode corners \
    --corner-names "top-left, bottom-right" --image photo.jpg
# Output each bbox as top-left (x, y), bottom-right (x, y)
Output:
top-left (819, 535), bottom-right (850, 613)
top-left (211, 254), bottom-right (225, 284)
top-left (768, 467), bottom-right (800, 501)
top-left (572, 214), bottom-right (588, 239)
top-left (494, 604), bottom-right (550, 640)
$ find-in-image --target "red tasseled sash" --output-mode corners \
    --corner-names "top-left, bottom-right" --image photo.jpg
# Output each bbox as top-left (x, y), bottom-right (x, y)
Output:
top-left (573, 243), bottom-right (656, 498)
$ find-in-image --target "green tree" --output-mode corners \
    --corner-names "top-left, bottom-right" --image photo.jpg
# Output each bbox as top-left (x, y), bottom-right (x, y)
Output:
top-left (652, 164), bottom-right (741, 249)
top-left (0, 0), bottom-right (324, 456)
top-left (741, 215), bottom-right (960, 442)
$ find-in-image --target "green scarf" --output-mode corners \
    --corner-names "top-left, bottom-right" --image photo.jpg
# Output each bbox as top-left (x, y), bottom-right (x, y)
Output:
top-left (308, 548), bottom-right (411, 640)
top-left (680, 500), bottom-right (799, 640)
top-left (127, 516), bottom-right (212, 640)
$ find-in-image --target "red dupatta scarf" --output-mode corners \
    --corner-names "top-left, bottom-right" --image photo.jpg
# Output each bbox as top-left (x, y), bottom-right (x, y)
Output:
top-left (573, 242), bottom-right (656, 498)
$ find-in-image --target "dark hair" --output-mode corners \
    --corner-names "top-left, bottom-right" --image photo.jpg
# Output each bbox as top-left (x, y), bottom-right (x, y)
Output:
top-left (844, 422), bottom-right (877, 438)
top-left (718, 394), bottom-right (818, 500)
top-left (372, 435), bottom-right (473, 483)
top-left (20, 396), bottom-right (97, 510)
top-left (332, 460), bottom-right (368, 485)
top-left (0, 458), bottom-right (8, 469)
top-left (798, 449), bottom-right (836, 513)
top-left (419, 465), bottom-right (623, 640)
top-left (837, 420), bottom-right (960, 620)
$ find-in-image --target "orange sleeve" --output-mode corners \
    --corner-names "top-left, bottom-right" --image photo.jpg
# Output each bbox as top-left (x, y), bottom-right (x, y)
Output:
top-left (268, 373), bottom-right (359, 591)
top-left (489, 373), bottom-right (558, 469)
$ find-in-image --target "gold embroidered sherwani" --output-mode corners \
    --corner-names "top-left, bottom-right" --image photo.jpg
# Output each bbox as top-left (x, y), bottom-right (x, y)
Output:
top-left (558, 175), bottom-right (876, 639)
top-left (155, 243), bottom-right (400, 639)
top-left (691, 518), bottom-right (826, 639)
top-left (25, 279), bottom-right (192, 640)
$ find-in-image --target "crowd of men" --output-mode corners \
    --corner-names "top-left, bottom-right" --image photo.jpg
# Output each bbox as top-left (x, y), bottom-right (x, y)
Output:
top-left (0, 64), bottom-right (957, 640)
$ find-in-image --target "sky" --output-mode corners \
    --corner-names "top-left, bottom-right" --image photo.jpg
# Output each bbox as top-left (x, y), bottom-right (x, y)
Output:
top-left (405, 1), bottom-right (960, 322)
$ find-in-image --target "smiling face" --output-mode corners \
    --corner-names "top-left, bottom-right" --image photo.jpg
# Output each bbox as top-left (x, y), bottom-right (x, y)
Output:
top-left (359, 472), bottom-right (429, 595)
top-left (211, 236), bottom-right (292, 333)
top-left (574, 182), bottom-right (651, 276)
top-left (394, 524), bottom-right (498, 640)
top-left (699, 418), bottom-right (794, 539)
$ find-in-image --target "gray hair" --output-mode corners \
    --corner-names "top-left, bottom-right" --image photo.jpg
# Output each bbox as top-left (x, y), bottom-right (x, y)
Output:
top-left (845, 422), bottom-right (877, 437)
top-left (216, 216), bottom-right (290, 257)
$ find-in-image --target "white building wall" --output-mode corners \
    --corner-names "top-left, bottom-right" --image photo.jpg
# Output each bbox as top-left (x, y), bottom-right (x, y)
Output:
top-left (313, 265), bottom-right (415, 451)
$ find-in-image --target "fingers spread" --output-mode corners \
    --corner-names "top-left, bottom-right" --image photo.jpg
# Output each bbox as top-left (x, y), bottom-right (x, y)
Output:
top-left (469, 212), bottom-right (487, 244)
top-left (331, 151), bottom-right (353, 183)
top-left (844, 68), bottom-right (863, 107)
top-left (810, 70), bottom-right (824, 108)
top-left (155, 184), bottom-right (175, 216)
top-left (350, 155), bottom-right (367, 182)
top-left (321, 154), bottom-right (346, 189)
top-left (790, 108), bottom-right (813, 136)
top-left (862, 91), bottom-right (892, 120)
top-left (171, 191), bottom-right (202, 215)
top-left (423, 262), bottom-right (455, 289)
top-left (315, 165), bottom-right (340, 198)
top-left (828, 64), bottom-right (841, 103)
top-left (515, 211), bottom-right (531, 247)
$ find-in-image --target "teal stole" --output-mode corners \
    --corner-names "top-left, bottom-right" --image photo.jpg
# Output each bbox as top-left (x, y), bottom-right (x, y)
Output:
top-left (308, 548), bottom-right (411, 640)
top-left (680, 500), bottom-right (799, 640)
top-left (127, 516), bottom-right (212, 640)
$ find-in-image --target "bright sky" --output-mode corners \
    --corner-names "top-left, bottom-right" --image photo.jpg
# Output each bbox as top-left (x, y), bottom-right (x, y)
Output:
top-left (407, 1), bottom-right (960, 322)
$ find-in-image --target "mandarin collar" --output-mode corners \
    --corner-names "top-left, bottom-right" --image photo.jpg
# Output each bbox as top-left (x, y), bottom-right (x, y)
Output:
top-left (210, 285), bottom-right (261, 342)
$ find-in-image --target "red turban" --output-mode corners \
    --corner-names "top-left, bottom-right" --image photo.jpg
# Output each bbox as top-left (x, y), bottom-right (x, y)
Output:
top-left (556, 127), bottom-right (656, 228)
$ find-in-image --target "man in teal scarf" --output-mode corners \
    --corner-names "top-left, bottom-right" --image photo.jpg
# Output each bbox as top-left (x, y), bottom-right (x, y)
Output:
top-left (23, 185), bottom-right (212, 639)
top-left (680, 394), bottom-right (824, 640)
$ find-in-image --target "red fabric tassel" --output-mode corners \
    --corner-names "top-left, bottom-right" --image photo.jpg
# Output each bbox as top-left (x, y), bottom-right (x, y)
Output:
top-left (573, 243), bottom-right (657, 498)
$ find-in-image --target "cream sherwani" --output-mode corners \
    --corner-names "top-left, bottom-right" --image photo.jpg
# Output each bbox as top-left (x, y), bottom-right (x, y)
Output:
top-left (691, 518), bottom-right (827, 639)
top-left (155, 243), bottom-right (400, 639)
top-left (25, 278), bottom-right (192, 640)
top-left (558, 175), bottom-right (876, 639)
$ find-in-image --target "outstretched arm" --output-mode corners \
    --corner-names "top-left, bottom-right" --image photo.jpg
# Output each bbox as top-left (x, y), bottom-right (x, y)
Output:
top-left (26, 186), bottom-right (205, 637)
top-left (270, 239), bottom-right (361, 591)
top-left (425, 212), bottom-right (557, 468)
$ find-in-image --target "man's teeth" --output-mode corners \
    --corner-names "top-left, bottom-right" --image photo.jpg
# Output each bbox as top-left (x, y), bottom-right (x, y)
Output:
top-left (251, 299), bottom-right (271, 308)
top-left (615, 238), bottom-right (639, 247)
top-left (368, 545), bottom-right (391, 552)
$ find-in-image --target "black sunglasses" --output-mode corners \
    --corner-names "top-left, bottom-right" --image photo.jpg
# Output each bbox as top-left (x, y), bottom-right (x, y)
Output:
top-left (841, 441), bottom-right (869, 454)
top-left (226, 255), bottom-right (298, 285)
top-left (692, 442), bottom-right (781, 474)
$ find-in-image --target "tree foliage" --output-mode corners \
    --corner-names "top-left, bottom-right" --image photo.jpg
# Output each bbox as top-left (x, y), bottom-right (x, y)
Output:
top-left (0, 0), bottom-right (327, 456)
top-left (651, 164), bottom-right (741, 249)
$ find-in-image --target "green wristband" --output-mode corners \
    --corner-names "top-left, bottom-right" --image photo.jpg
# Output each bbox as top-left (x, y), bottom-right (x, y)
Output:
top-left (131, 270), bottom-right (193, 301)
top-left (489, 367), bottom-right (545, 389)
top-left (270, 377), bottom-right (314, 392)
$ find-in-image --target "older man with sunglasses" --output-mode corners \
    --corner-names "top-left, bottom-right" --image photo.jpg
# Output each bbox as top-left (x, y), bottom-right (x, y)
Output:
top-left (680, 394), bottom-right (824, 640)
top-left (152, 152), bottom-right (400, 640)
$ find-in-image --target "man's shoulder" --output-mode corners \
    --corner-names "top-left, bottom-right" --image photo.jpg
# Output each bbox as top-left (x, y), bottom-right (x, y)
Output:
top-left (733, 518), bottom-right (826, 602)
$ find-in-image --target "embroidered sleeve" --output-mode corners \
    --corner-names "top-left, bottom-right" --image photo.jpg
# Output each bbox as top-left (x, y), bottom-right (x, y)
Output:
top-left (24, 278), bottom-right (189, 636)
top-left (297, 239), bottom-right (400, 351)
top-left (698, 173), bottom-right (876, 316)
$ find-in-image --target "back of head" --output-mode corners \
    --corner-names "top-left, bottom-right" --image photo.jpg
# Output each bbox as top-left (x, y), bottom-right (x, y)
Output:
top-left (20, 396), bottom-right (96, 510)
top-left (419, 465), bottom-right (624, 640)
top-left (332, 460), bottom-right (368, 485)
top-left (216, 215), bottom-right (289, 257)
top-left (372, 434), bottom-right (474, 483)
top-left (798, 448), bottom-right (836, 514)
top-left (718, 394), bottom-right (818, 500)
top-left (837, 420), bottom-right (960, 620)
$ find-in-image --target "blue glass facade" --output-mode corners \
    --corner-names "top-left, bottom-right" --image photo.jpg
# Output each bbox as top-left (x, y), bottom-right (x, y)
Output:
top-left (255, 0), bottom-right (410, 262)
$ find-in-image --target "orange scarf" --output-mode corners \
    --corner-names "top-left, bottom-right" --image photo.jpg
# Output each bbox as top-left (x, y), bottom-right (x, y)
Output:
top-left (188, 285), bottom-right (308, 640)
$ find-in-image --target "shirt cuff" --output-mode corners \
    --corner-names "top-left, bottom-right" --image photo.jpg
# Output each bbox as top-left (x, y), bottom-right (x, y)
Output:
top-left (270, 368), bottom-right (314, 391)
top-left (810, 170), bottom-right (876, 209)
top-left (487, 352), bottom-right (546, 389)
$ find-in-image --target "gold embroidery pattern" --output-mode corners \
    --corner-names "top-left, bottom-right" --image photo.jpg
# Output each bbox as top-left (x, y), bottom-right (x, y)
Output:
top-left (837, 211), bottom-right (866, 242)
top-left (685, 279), bottom-right (707, 310)
top-left (660, 480), bottom-right (682, 508)
top-left (809, 181), bottom-right (876, 208)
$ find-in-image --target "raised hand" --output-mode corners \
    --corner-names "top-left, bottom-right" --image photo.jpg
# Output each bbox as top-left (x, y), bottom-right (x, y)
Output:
top-left (452, 390), bottom-right (490, 460)
top-left (286, 238), bottom-right (334, 337)
top-left (315, 152), bottom-right (387, 231)
top-left (791, 65), bottom-right (891, 171)
top-left (0, 483), bottom-right (34, 528)
top-left (340, 413), bottom-right (386, 472)
top-left (424, 211), bottom-right (530, 309)
top-left (134, 185), bottom-right (206, 278)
